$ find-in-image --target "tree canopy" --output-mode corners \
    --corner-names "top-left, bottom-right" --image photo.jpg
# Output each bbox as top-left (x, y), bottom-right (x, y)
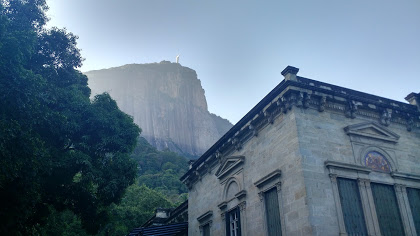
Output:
top-left (132, 137), bottom-right (189, 203)
top-left (0, 0), bottom-right (140, 234)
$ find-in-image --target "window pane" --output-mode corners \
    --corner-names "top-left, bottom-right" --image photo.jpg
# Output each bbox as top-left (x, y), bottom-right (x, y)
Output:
top-left (371, 183), bottom-right (405, 236)
top-left (337, 178), bottom-right (368, 235)
top-left (226, 207), bottom-right (241, 236)
top-left (407, 187), bottom-right (420, 235)
top-left (203, 223), bottom-right (210, 236)
top-left (264, 187), bottom-right (282, 236)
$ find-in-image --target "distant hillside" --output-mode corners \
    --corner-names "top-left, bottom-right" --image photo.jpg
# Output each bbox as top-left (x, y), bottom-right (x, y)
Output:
top-left (85, 61), bottom-right (232, 157)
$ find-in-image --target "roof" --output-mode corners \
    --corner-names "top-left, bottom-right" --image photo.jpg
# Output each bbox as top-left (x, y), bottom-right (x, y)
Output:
top-left (181, 66), bottom-right (420, 182)
top-left (128, 222), bottom-right (188, 236)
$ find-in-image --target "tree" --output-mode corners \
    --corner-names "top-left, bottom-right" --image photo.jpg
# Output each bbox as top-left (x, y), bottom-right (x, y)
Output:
top-left (0, 0), bottom-right (140, 234)
top-left (132, 137), bottom-right (189, 203)
top-left (104, 184), bottom-right (173, 235)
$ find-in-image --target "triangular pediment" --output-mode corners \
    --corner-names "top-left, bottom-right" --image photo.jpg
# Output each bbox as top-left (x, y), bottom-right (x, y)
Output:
top-left (215, 156), bottom-right (245, 179)
top-left (344, 122), bottom-right (400, 143)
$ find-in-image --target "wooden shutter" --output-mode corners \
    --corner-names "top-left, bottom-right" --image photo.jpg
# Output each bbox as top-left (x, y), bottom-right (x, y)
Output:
top-left (407, 187), bottom-right (420, 235)
top-left (264, 187), bottom-right (282, 236)
top-left (337, 178), bottom-right (368, 236)
top-left (371, 183), bottom-right (405, 236)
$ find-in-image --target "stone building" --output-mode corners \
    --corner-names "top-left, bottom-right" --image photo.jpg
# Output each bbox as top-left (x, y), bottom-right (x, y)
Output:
top-left (181, 66), bottom-right (420, 236)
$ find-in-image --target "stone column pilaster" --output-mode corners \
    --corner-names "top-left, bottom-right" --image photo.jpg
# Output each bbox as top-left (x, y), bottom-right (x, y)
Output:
top-left (329, 174), bottom-right (348, 236)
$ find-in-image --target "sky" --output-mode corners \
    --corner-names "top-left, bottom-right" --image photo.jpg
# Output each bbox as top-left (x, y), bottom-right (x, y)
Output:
top-left (46, 0), bottom-right (420, 124)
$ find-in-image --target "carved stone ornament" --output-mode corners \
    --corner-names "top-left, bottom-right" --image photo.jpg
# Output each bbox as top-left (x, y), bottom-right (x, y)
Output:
top-left (275, 182), bottom-right (282, 193)
top-left (238, 201), bottom-right (246, 212)
top-left (281, 96), bottom-right (290, 113)
top-left (215, 150), bottom-right (223, 163)
top-left (380, 109), bottom-right (392, 126)
top-left (289, 93), bottom-right (297, 108)
top-left (232, 138), bottom-right (242, 151)
top-left (249, 124), bottom-right (258, 137)
top-left (394, 184), bottom-right (405, 193)
top-left (345, 100), bottom-right (359, 119)
top-left (406, 114), bottom-right (414, 132)
top-left (319, 96), bottom-right (327, 112)
top-left (264, 110), bottom-right (274, 124)
top-left (357, 178), bottom-right (370, 187)
top-left (296, 92), bottom-right (304, 107)
top-left (329, 173), bottom-right (338, 183)
top-left (303, 93), bottom-right (311, 109)
top-left (276, 98), bottom-right (285, 114)
top-left (258, 192), bottom-right (264, 202)
top-left (194, 170), bottom-right (201, 181)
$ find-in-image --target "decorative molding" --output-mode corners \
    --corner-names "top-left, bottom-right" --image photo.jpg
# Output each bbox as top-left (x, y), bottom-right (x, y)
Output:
top-left (258, 192), bottom-right (264, 202)
top-left (380, 109), bottom-right (392, 126)
top-left (235, 190), bottom-right (247, 200)
top-left (344, 121), bottom-right (400, 143)
top-left (197, 211), bottom-right (213, 223)
top-left (232, 138), bottom-right (242, 151)
top-left (406, 114), bottom-right (414, 132)
top-left (357, 178), bottom-right (370, 187)
top-left (215, 156), bottom-right (245, 180)
top-left (275, 182), bottom-right (282, 193)
top-left (248, 124), bottom-right (258, 137)
top-left (394, 184), bottom-right (405, 193)
top-left (303, 93), bottom-right (311, 109)
top-left (182, 74), bottom-right (419, 185)
top-left (296, 92), bottom-right (304, 107)
top-left (218, 201), bottom-right (227, 210)
top-left (254, 169), bottom-right (282, 188)
top-left (329, 173), bottom-right (338, 183)
top-left (325, 160), bottom-right (371, 174)
top-left (238, 201), bottom-right (246, 212)
top-left (345, 100), bottom-right (360, 118)
top-left (391, 172), bottom-right (420, 181)
top-left (319, 96), bottom-right (327, 112)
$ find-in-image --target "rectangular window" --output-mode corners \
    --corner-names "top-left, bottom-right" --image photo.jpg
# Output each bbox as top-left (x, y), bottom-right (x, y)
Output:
top-left (264, 187), bottom-right (282, 236)
top-left (225, 207), bottom-right (241, 236)
top-left (371, 183), bottom-right (405, 236)
top-left (337, 178), bottom-right (368, 235)
top-left (407, 187), bottom-right (420, 235)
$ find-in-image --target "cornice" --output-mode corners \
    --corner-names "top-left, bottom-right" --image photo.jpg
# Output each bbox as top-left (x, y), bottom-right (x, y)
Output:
top-left (325, 160), bottom-right (372, 174)
top-left (181, 68), bottom-right (420, 186)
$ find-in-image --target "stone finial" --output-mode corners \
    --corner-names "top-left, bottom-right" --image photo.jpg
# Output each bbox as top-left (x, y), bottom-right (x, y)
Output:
top-left (281, 66), bottom-right (299, 81)
top-left (405, 92), bottom-right (420, 111)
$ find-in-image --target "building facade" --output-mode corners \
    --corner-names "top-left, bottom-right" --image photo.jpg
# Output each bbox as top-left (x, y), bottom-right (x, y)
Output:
top-left (181, 66), bottom-right (420, 236)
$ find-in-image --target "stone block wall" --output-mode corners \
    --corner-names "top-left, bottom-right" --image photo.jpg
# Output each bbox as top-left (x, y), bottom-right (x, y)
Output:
top-left (188, 110), bottom-right (313, 236)
top-left (294, 104), bottom-right (420, 235)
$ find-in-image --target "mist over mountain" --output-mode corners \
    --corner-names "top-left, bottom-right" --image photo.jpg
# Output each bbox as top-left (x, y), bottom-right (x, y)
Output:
top-left (85, 61), bottom-right (232, 158)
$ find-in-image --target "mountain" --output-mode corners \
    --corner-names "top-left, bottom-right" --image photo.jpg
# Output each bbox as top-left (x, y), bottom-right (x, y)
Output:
top-left (85, 61), bottom-right (233, 158)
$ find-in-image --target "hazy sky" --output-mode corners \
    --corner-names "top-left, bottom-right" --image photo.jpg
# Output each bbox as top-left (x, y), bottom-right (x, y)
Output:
top-left (46, 0), bottom-right (420, 124)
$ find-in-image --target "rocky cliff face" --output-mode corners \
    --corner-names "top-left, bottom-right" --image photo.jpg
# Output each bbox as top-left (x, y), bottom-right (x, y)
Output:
top-left (85, 61), bottom-right (232, 157)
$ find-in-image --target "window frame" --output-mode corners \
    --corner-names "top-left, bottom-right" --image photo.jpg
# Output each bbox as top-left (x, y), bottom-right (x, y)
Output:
top-left (254, 169), bottom-right (285, 236)
top-left (326, 160), bottom-right (420, 236)
top-left (197, 211), bottom-right (213, 236)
